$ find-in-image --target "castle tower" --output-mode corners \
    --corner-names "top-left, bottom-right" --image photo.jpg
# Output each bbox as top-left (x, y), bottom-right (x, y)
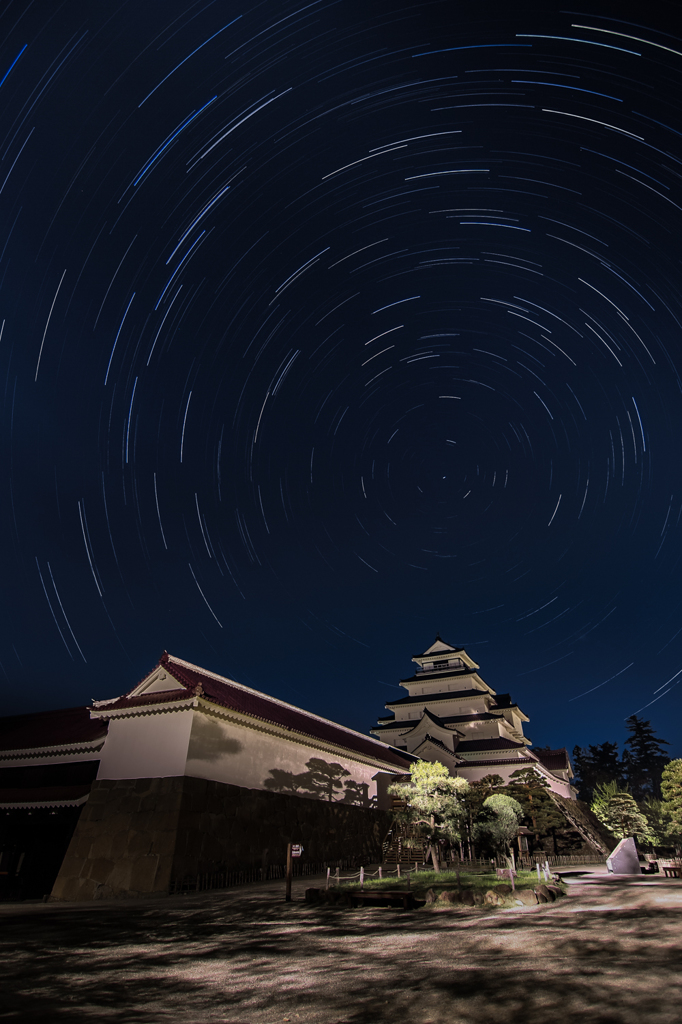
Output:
top-left (370, 636), bottom-right (574, 797)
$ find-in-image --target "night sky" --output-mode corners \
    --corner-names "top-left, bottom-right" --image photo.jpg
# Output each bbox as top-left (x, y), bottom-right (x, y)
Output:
top-left (2, 0), bottom-right (682, 760)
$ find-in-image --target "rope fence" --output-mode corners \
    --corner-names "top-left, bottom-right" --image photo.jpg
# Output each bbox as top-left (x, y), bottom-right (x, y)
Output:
top-left (170, 852), bottom-right (609, 895)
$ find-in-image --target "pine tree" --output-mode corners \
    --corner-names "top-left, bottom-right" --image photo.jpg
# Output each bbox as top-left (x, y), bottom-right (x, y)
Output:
top-left (460, 774), bottom-right (504, 859)
top-left (661, 759), bottom-right (682, 845)
top-left (622, 716), bottom-right (669, 799)
top-left (474, 794), bottom-right (524, 855)
top-left (591, 781), bottom-right (655, 842)
top-left (507, 766), bottom-right (567, 850)
top-left (388, 761), bottom-right (469, 871)
top-left (571, 741), bottom-right (623, 802)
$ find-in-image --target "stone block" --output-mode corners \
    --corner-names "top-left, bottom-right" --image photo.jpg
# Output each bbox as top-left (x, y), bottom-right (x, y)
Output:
top-left (85, 787), bottom-right (110, 805)
top-left (126, 830), bottom-right (154, 858)
top-left (128, 856), bottom-right (161, 893)
top-left (150, 830), bottom-right (178, 858)
top-left (90, 833), bottom-right (122, 861)
top-left (70, 835), bottom-right (95, 861)
top-left (86, 858), bottom-right (116, 884)
top-left (514, 888), bottom-right (538, 906)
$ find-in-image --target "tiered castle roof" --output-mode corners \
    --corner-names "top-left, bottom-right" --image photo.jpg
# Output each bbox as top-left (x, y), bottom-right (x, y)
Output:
top-left (370, 636), bottom-right (574, 796)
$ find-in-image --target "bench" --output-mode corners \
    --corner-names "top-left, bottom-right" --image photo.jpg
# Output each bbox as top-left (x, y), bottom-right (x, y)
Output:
top-left (661, 865), bottom-right (682, 878)
top-left (349, 890), bottom-right (416, 909)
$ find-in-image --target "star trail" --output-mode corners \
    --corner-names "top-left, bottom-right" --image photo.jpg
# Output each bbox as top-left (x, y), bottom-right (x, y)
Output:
top-left (1, 0), bottom-right (682, 755)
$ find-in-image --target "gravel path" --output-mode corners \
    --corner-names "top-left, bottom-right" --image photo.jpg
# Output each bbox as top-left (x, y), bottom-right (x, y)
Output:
top-left (2, 870), bottom-right (682, 1023)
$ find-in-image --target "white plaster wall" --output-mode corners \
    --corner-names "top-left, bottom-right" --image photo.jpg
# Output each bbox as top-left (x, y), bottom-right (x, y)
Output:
top-left (185, 711), bottom-right (385, 807)
top-left (97, 709), bottom-right (194, 780)
top-left (394, 697), bottom-right (489, 722)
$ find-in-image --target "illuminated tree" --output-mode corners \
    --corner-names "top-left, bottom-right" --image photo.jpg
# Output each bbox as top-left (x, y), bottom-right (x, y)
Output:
top-left (591, 781), bottom-right (655, 842)
top-left (661, 759), bottom-right (682, 847)
top-left (507, 766), bottom-right (559, 833)
top-left (388, 761), bottom-right (469, 872)
top-left (474, 793), bottom-right (524, 855)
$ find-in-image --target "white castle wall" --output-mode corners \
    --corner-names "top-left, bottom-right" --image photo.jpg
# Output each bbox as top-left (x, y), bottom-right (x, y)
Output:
top-left (94, 707), bottom-right (392, 808)
top-left (185, 711), bottom-right (385, 807)
top-left (97, 710), bottom-right (194, 780)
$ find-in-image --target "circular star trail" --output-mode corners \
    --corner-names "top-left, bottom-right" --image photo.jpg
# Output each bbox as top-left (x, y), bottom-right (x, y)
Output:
top-left (1, 0), bottom-right (682, 752)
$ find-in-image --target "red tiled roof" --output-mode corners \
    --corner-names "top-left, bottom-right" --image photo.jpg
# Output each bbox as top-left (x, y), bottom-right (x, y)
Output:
top-left (0, 706), bottom-right (107, 753)
top-left (458, 757), bottom-right (536, 768)
top-left (456, 738), bottom-right (526, 752)
top-left (533, 748), bottom-right (571, 771)
top-left (97, 654), bottom-right (415, 772)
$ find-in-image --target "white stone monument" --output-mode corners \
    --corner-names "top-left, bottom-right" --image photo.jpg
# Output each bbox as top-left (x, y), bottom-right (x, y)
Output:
top-left (606, 836), bottom-right (641, 875)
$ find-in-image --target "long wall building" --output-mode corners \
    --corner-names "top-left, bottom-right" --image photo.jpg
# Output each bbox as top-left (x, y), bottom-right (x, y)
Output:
top-left (1, 652), bottom-right (413, 901)
top-left (0, 638), bottom-right (574, 900)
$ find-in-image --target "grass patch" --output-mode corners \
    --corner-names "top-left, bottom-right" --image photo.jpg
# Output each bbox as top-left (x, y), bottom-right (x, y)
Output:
top-left (336, 869), bottom-right (555, 895)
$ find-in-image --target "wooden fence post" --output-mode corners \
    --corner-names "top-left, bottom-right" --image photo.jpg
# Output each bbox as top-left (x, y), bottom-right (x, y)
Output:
top-left (285, 843), bottom-right (292, 902)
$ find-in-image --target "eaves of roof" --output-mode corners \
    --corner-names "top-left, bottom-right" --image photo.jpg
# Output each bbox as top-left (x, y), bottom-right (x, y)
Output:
top-left (0, 706), bottom-right (107, 754)
top-left (0, 785), bottom-right (91, 809)
top-left (456, 738), bottom-right (526, 751)
top-left (400, 668), bottom-right (475, 684)
top-left (386, 689), bottom-right (489, 707)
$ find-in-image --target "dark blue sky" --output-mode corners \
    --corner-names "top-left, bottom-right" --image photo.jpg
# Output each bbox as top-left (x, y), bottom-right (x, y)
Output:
top-left (1, 0), bottom-right (681, 760)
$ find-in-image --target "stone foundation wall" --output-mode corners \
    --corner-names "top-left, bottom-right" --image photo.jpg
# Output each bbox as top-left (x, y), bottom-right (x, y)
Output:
top-left (50, 778), bottom-right (184, 901)
top-left (172, 776), bottom-right (391, 882)
top-left (51, 775), bottom-right (392, 901)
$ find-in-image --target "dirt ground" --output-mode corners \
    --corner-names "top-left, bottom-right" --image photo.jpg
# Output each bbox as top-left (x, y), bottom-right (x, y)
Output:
top-left (2, 869), bottom-right (682, 1024)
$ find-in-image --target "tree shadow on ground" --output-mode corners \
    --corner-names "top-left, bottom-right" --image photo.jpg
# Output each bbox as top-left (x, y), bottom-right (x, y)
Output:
top-left (2, 885), bottom-right (682, 1023)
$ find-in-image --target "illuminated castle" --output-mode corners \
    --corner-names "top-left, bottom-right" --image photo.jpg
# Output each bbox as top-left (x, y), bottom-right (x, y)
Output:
top-left (370, 636), bottom-right (574, 797)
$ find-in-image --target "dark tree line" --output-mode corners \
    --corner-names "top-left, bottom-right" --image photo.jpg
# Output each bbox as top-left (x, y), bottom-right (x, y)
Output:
top-left (572, 715), bottom-right (670, 802)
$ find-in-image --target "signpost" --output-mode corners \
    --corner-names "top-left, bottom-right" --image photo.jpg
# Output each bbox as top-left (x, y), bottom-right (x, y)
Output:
top-left (285, 843), bottom-right (303, 902)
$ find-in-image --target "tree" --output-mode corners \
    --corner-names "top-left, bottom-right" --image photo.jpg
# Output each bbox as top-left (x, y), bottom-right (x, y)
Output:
top-left (460, 774), bottom-right (505, 858)
top-left (591, 781), bottom-right (655, 843)
top-left (507, 766), bottom-right (567, 852)
top-left (622, 716), bottom-right (670, 800)
top-left (388, 761), bottom-right (469, 872)
top-left (641, 798), bottom-right (675, 848)
top-left (571, 741), bottom-right (624, 802)
top-left (661, 759), bottom-right (682, 848)
top-left (474, 793), bottom-right (524, 855)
